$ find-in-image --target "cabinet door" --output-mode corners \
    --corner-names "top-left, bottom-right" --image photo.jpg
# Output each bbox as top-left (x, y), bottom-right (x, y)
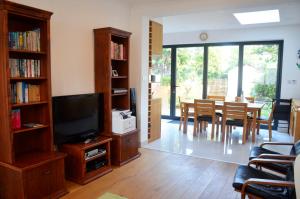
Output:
top-left (23, 159), bottom-right (66, 199)
top-left (121, 131), bottom-right (138, 162)
top-left (23, 163), bottom-right (51, 199)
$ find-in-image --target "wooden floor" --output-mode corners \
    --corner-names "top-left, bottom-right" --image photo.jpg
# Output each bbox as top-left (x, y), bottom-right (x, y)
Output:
top-left (62, 148), bottom-right (240, 199)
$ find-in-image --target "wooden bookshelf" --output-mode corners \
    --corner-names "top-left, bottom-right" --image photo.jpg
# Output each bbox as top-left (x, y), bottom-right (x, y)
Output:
top-left (94, 27), bottom-right (140, 166)
top-left (0, 1), bottom-right (67, 198)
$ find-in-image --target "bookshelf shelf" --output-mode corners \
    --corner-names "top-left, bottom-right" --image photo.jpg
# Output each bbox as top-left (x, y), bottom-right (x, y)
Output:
top-left (13, 124), bottom-right (49, 134)
top-left (9, 49), bottom-right (47, 55)
top-left (111, 58), bottom-right (127, 62)
top-left (11, 101), bottom-right (48, 108)
top-left (111, 76), bottom-right (127, 79)
top-left (10, 77), bottom-right (47, 81)
top-left (111, 93), bottom-right (128, 96)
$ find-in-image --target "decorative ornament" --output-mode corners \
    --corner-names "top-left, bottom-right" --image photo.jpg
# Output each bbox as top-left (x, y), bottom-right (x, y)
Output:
top-left (297, 49), bottom-right (300, 70)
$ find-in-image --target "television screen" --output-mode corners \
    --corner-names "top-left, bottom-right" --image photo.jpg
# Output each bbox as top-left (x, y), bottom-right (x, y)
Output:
top-left (52, 93), bottom-right (104, 145)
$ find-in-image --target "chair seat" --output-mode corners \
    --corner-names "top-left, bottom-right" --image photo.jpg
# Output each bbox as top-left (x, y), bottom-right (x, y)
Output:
top-left (249, 146), bottom-right (295, 174)
top-left (233, 165), bottom-right (291, 199)
top-left (216, 112), bottom-right (223, 117)
top-left (256, 116), bottom-right (269, 121)
top-left (197, 115), bottom-right (213, 122)
top-left (226, 119), bottom-right (244, 126)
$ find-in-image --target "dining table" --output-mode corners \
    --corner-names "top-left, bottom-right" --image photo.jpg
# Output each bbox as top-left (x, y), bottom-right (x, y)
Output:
top-left (182, 100), bottom-right (265, 143)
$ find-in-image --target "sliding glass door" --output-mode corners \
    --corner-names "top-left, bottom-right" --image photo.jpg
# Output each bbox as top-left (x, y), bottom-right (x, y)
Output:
top-left (175, 47), bottom-right (204, 116)
top-left (154, 41), bottom-right (283, 119)
top-left (207, 46), bottom-right (239, 100)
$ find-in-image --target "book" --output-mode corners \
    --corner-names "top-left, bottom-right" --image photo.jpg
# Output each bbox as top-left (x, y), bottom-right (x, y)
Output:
top-left (11, 109), bottom-right (21, 130)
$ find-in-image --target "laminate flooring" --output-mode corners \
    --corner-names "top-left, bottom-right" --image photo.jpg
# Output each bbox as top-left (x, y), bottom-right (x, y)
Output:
top-left (62, 148), bottom-right (239, 199)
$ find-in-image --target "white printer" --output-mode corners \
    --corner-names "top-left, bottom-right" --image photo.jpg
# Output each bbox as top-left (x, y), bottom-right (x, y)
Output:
top-left (112, 109), bottom-right (136, 134)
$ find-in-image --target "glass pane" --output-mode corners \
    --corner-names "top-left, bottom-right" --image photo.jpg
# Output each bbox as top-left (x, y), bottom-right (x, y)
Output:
top-left (151, 48), bottom-right (172, 116)
top-left (176, 47), bottom-right (204, 116)
top-left (207, 46), bottom-right (239, 100)
top-left (243, 44), bottom-right (279, 116)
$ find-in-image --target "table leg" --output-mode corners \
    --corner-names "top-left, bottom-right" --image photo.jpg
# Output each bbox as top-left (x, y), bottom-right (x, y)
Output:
top-left (183, 104), bottom-right (188, 134)
top-left (252, 111), bottom-right (257, 143)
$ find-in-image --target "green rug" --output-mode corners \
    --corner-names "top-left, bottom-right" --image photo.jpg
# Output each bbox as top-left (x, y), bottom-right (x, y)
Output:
top-left (98, 192), bottom-right (128, 199)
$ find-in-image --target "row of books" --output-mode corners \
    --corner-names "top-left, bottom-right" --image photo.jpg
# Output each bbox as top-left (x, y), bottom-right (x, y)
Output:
top-left (8, 29), bottom-right (40, 51)
top-left (11, 109), bottom-right (21, 130)
top-left (11, 82), bottom-right (40, 104)
top-left (111, 41), bottom-right (125, 60)
top-left (9, 59), bottom-right (41, 78)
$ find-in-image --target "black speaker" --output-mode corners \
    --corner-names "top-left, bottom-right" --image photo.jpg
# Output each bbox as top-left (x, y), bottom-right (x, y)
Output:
top-left (130, 88), bottom-right (136, 116)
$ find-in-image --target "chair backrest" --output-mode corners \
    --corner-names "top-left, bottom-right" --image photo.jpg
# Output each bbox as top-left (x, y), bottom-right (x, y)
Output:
top-left (194, 99), bottom-right (215, 117)
top-left (223, 102), bottom-right (248, 120)
top-left (295, 155), bottom-right (300, 199)
top-left (235, 96), bottom-right (254, 103)
top-left (207, 95), bottom-right (225, 101)
top-left (245, 97), bottom-right (255, 103)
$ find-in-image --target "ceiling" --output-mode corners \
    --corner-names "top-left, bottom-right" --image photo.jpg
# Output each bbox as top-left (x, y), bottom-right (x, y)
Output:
top-left (126, 0), bottom-right (300, 33)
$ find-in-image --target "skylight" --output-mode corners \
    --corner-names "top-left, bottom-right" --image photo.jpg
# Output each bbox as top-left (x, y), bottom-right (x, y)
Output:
top-left (233, 9), bottom-right (280, 25)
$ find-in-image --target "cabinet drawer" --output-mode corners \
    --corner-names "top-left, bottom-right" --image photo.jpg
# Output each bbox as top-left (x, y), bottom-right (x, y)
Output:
top-left (23, 158), bottom-right (65, 199)
top-left (120, 131), bottom-right (138, 161)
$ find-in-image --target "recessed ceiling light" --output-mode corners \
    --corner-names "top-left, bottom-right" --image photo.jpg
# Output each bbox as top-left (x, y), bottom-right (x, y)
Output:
top-left (233, 9), bottom-right (280, 25)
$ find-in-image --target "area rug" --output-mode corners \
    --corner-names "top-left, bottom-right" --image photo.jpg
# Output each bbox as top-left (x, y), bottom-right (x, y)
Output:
top-left (98, 192), bottom-right (128, 199)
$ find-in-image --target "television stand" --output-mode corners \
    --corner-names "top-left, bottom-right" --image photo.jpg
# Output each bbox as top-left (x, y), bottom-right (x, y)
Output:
top-left (59, 136), bottom-right (112, 185)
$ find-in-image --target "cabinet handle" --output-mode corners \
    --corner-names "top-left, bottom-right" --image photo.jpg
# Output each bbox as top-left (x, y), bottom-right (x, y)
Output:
top-left (43, 170), bottom-right (51, 175)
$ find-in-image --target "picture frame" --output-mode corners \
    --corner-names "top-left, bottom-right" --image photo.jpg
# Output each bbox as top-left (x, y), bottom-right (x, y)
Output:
top-left (112, 70), bottom-right (118, 77)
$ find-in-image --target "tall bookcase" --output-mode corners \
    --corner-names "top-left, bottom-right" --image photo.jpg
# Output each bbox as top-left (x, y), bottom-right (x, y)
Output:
top-left (94, 27), bottom-right (140, 166)
top-left (0, 1), bottom-right (67, 198)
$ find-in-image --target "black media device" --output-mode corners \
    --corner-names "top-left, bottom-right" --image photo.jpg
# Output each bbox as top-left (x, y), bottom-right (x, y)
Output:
top-left (52, 93), bottom-right (104, 145)
top-left (130, 88), bottom-right (136, 116)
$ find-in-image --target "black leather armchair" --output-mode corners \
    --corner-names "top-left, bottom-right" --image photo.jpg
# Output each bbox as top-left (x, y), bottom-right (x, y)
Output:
top-left (249, 140), bottom-right (300, 174)
top-left (233, 158), bottom-right (296, 199)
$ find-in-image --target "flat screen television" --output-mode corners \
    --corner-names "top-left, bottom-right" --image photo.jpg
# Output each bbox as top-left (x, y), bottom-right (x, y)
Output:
top-left (52, 93), bottom-right (104, 145)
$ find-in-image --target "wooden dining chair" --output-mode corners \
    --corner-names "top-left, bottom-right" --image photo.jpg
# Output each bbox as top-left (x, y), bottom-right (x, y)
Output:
top-left (222, 102), bottom-right (249, 144)
top-left (194, 99), bottom-right (219, 139)
top-left (207, 95), bottom-right (225, 101)
top-left (256, 101), bottom-right (276, 141)
top-left (178, 97), bottom-right (194, 130)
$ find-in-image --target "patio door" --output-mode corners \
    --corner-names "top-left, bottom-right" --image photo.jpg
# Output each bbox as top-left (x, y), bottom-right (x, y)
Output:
top-left (175, 47), bottom-right (204, 117)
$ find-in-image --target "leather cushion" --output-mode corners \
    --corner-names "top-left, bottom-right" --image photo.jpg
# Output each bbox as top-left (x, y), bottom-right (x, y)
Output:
top-left (232, 165), bottom-right (292, 199)
top-left (226, 119), bottom-right (244, 126)
top-left (249, 146), bottom-right (291, 174)
top-left (197, 115), bottom-right (218, 122)
top-left (249, 146), bottom-right (281, 160)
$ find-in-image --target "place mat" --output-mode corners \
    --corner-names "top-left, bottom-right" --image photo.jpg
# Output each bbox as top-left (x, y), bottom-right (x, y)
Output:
top-left (98, 192), bottom-right (128, 199)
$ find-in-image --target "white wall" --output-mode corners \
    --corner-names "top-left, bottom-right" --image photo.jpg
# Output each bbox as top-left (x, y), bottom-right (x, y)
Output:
top-left (11, 0), bottom-right (130, 96)
top-left (164, 25), bottom-right (300, 99)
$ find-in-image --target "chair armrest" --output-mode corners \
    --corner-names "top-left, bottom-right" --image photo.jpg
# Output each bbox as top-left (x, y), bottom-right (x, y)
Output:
top-left (248, 158), bottom-right (294, 166)
top-left (241, 178), bottom-right (294, 198)
top-left (260, 142), bottom-right (294, 147)
top-left (258, 154), bottom-right (296, 160)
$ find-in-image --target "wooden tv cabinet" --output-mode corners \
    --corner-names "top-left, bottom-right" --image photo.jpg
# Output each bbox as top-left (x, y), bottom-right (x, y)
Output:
top-left (60, 136), bottom-right (112, 185)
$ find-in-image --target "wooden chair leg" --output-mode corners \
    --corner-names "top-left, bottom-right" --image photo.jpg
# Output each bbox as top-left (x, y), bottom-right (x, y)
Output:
top-left (242, 122), bottom-right (247, 144)
top-left (211, 118), bottom-right (215, 140)
top-left (193, 117), bottom-right (197, 134)
top-left (268, 122), bottom-right (272, 141)
top-left (179, 117), bottom-right (183, 130)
